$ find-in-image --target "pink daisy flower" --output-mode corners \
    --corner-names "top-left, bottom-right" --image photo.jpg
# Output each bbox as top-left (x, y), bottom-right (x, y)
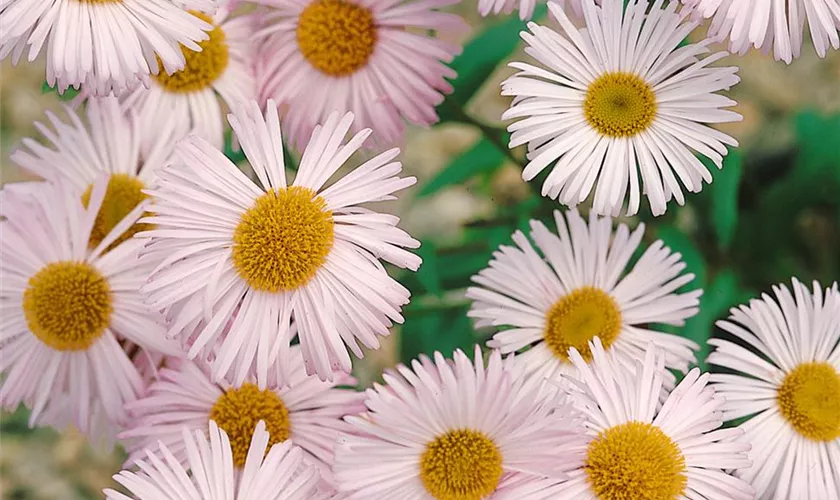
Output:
top-left (0, 0), bottom-right (214, 95)
top-left (254, 0), bottom-right (466, 149)
top-left (106, 420), bottom-right (326, 500)
top-left (515, 339), bottom-right (755, 499)
top-left (120, 7), bottom-right (258, 152)
top-left (10, 96), bottom-right (179, 252)
top-left (138, 100), bottom-right (420, 385)
top-left (120, 346), bottom-right (364, 487)
top-left (0, 180), bottom-right (179, 442)
top-left (333, 346), bottom-right (588, 499)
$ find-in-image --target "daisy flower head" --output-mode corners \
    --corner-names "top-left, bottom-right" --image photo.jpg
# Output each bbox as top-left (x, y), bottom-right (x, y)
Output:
top-left (10, 96), bottom-right (180, 252)
top-left (254, 0), bottom-right (466, 149)
top-left (0, 180), bottom-right (179, 439)
top-left (521, 339), bottom-right (755, 499)
top-left (121, 346), bottom-right (364, 485)
top-left (0, 0), bottom-right (215, 96)
top-left (682, 0), bottom-right (840, 63)
top-left (333, 346), bottom-right (589, 499)
top-left (121, 7), bottom-right (257, 152)
top-left (502, 0), bottom-right (742, 217)
top-left (140, 100), bottom-right (421, 385)
top-left (105, 420), bottom-right (325, 500)
top-left (467, 209), bottom-right (701, 389)
top-left (707, 278), bottom-right (840, 498)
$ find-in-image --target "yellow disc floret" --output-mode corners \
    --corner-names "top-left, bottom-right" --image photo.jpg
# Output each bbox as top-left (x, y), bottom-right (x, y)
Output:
top-left (81, 173), bottom-right (149, 251)
top-left (584, 72), bottom-right (657, 138)
top-left (209, 384), bottom-right (291, 468)
top-left (586, 421), bottom-right (687, 500)
top-left (23, 261), bottom-right (113, 351)
top-left (296, 0), bottom-right (378, 77)
top-left (231, 186), bottom-right (334, 293)
top-left (419, 429), bottom-right (503, 500)
top-left (543, 286), bottom-right (622, 362)
top-left (777, 361), bottom-right (840, 442)
top-left (154, 12), bottom-right (229, 93)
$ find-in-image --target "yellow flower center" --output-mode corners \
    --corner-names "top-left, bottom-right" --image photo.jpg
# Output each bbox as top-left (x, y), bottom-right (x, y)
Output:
top-left (231, 186), bottom-right (334, 293)
top-left (22, 261), bottom-right (113, 351)
top-left (419, 429), bottom-right (503, 500)
top-left (153, 12), bottom-right (229, 93)
top-left (586, 421), bottom-right (687, 500)
top-left (543, 287), bottom-right (622, 362)
top-left (777, 361), bottom-right (840, 442)
top-left (584, 72), bottom-right (657, 138)
top-left (209, 383), bottom-right (291, 468)
top-left (81, 174), bottom-right (150, 251)
top-left (296, 0), bottom-right (378, 77)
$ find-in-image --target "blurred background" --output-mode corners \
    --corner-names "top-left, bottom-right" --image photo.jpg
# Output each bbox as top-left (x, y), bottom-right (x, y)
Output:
top-left (1, 3), bottom-right (839, 498)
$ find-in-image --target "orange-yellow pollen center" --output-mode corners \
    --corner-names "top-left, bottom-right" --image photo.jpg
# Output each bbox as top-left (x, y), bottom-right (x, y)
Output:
top-left (296, 0), bottom-right (377, 77)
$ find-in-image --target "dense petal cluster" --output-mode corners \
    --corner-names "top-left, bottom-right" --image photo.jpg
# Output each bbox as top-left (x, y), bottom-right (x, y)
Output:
top-left (0, 0), bottom-right (836, 497)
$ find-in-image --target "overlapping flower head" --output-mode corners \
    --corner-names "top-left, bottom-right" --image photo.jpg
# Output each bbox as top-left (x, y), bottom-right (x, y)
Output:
top-left (0, 0), bottom-right (215, 95)
top-left (105, 420), bottom-right (325, 500)
top-left (502, 0), bottom-right (742, 216)
top-left (253, 0), bottom-right (467, 149)
top-left (10, 96), bottom-right (178, 251)
top-left (0, 180), bottom-right (179, 442)
top-left (468, 209), bottom-right (701, 386)
top-left (139, 100), bottom-right (421, 385)
top-left (478, 0), bottom-right (585, 21)
top-left (708, 278), bottom-right (840, 498)
top-left (333, 346), bottom-right (588, 499)
top-left (120, 4), bottom-right (257, 152)
top-left (121, 345), bottom-right (364, 487)
top-left (520, 339), bottom-right (754, 499)
top-left (682, 0), bottom-right (840, 63)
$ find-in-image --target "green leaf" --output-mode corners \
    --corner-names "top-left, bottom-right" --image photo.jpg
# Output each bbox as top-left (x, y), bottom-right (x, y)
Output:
top-left (437, 4), bottom-right (547, 122)
top-left (656, 226), bottom-right (707, 287)
top-left (415, 241), bottom-right (442, 296)
top-left (794, 111), bottom-right (840, 178)
top-left (710, 150), bottom-right (743, 250)
top-left (418, 138), bottom-right (505, 197)
top-left (41, 81), bottom-right (79, 101)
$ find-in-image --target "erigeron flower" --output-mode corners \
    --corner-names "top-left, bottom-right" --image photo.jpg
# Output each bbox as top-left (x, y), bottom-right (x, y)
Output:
top-left (467, 209), bottom-right (700, 387)
top-left (105, 420), bottom-right (324, 500)
top-left (139, 100), bottom-right (420, 384)
top-left (0, 180), bottom-right (178, 440)
top-left (121, 346), bottom-right (364, 486)
top-left (121, 8), bottom-right (257, 152)
top-left (0, 0), bottom-right (215, 95)
top-left (502, 0), bottom-right (741, 216)
top-left (333, 346), bottom-right (588, 499)
top-left (10, 96), bottom-right (177, 251)
top-left (519, 339), bottom-right (755, 500)
top-left (682, 0), bottom-right (840, 63)
top-left (254, 0), bottom-right (466, 149)
top-left (708, 278), bottom-right (840, 498)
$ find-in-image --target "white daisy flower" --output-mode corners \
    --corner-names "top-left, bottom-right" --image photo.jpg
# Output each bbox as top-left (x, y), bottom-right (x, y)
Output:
top-left (121, 8), bottom-right (257, 152)
top-left (707, 278), bottom-right (840, 498)
top-left (0, 180), bottom-right (179, 439)
top-left (520, 339), bottom-right (754, 499)
top-left (0, 0), bottom-right (215, 96)
top-left (105, 420), bottom-right (325, 500)
top-left (254, 0), bottom-right (466, 149)
top-left (333, 346), bottom-right (588, 499)
top-left (682, 0), bottom-right (840, 63)
top-left (10, 96), bottom-right (178, 252)
top-left (139, 100), bottom-right (421, 385)
top-left (502, 0), bottom-right (742, 216)
top-left (467, 209), bottom-right (701, 388)
top-left (121, 346), bottom-right (364, 486)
